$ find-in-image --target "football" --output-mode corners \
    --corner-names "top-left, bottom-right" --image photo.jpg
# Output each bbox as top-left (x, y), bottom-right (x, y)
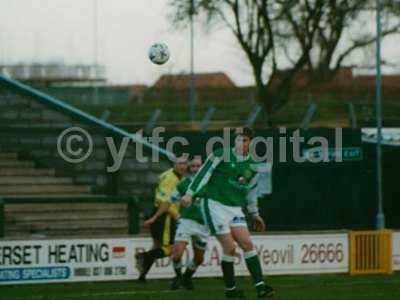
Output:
top-left (148, 43), bottom-right (170, 65)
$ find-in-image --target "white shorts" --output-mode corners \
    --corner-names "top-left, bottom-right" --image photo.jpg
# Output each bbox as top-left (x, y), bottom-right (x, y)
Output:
top-left (201, 198), bottom-right (247, 235)
top-left (174, 218), bottom-right (209, 250)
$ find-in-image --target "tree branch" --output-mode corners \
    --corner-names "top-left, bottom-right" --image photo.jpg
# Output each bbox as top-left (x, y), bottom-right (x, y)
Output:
top-left (334, 26), bottom-right (400, 72)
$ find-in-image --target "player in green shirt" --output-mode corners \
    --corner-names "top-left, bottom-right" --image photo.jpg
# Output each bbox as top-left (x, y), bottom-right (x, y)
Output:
top-left (169, 157), bottom-right (209, 290)
top-left (181, 128), bottom-right (274, 299)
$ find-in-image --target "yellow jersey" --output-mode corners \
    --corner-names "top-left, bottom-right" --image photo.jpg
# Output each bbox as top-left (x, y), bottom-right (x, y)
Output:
top-left (154, 168), bottom-right (182, 215)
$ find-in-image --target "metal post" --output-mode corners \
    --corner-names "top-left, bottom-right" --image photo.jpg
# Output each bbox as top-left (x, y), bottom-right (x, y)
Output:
top-left (375, 0), bottom-right (385, 229)
top-left (246, 104), bottom-right (263, 128)
top-left (145, 109), bottom-right (162, 135)
top-left (0, 31), bottom-right (4, 65)
top-left (128, 197), bottom-right (140, 235)
top-left (348, 102), bottom-right (358, 129)
top-left (189, 0), bottom-right (196, 121)
top-left (301, 103), bottom-right (317, 130)
top-left (100, 110), bottom-right (111, 121)
top-left (200, 106), bottom-right (216, 133)
top-left (93, 0), bottom-right (99, 105)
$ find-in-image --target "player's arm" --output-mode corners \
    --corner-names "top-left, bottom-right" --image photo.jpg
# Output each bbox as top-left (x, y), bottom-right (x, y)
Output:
top-left (144, 176), bottom-right (172, 225)
top-left (167, 189), bottom-right (181, 221)
top-left (167, 179), bottom-right (191, 220)
top-left (246, 173), bottom-right (265, 232)
top-left (144, 200), bottom-right (170, 226)
top-left (170, 188), bottom-right (182, 204)
top-left (182, 150), bottom-right (223, 206)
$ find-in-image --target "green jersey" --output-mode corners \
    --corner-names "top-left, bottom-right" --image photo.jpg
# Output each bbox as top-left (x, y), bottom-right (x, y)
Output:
top-left (171, 177), bottom-right (205, 224)
top-left (187, 147), bottom-right (259, 210)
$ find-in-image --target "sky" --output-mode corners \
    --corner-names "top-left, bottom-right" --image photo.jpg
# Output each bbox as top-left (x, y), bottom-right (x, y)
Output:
top-left (0, 0), bottom-right (399, 87)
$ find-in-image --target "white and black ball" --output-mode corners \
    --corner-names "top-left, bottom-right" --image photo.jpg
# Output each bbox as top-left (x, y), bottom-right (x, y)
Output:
top-left (148, 43), bottom-right (170, 65)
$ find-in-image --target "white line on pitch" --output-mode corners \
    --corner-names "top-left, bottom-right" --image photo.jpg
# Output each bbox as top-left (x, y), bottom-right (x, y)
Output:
top-left (12, 289), bottom-right (178, 300)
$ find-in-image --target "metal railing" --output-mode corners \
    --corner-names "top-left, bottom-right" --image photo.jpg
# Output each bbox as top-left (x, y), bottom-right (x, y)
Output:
top-left (0, 75), bottom-right (175, 160)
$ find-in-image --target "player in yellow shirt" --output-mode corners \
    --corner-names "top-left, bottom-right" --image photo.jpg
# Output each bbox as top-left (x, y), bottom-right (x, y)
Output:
top-left (136, 156), bottom-right (188, 282)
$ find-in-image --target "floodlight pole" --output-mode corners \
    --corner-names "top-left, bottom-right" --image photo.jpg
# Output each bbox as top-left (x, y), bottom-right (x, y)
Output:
top-left (375, 0), bottom-right (385, 230)
top-left (93, 0), bottom-right (99, 105)
top-left (189, 0), bottom-right (196, 122)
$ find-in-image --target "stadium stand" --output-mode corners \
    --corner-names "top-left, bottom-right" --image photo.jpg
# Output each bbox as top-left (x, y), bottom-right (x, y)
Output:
top-left (0, 75), bottom-right (173, 238)
top-left (0, 151), bottom-right (92, 197)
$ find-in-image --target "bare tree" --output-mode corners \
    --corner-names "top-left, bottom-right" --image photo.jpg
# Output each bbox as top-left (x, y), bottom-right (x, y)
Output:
top-left (283, 0), bottom-right (400, 82)
top-left (170, 0), bottom-right (328, 119)
top-left (168, 0), bottom-right (400, 121)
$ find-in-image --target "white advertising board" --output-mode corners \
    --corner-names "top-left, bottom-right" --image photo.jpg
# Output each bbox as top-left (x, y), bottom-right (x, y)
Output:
top-left (0, 238), bottom-right (134, 285)
top-left (393, 231), bottom-right (400, 271)
top-left (141, 233), bottom-right (349, 278)
top-left (0, 233), bottom-right (348, 285)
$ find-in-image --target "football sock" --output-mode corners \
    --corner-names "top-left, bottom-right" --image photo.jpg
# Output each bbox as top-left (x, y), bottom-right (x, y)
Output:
top-left (142, 248), bottom-right (165, 277)
top-left (183, 260), bottom-right (198, 278)
top-left (221, 255), bottom-right (236, 290)
top-left (173, 259), bottom-right (182, 277)
top-left (244, 250), bottom-right (265, 287)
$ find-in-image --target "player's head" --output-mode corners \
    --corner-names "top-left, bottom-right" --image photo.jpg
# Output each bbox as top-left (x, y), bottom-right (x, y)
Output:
top-left (234, 127), bottom-right (253, 156)
top-left (189, 156), bottom-right (203, 175)
top-left (173, 155), bottom-right (188, 177)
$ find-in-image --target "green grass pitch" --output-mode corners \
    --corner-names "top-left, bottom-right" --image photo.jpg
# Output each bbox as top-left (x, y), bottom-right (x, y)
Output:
top-left (2, 273), bottom-right (399, 300)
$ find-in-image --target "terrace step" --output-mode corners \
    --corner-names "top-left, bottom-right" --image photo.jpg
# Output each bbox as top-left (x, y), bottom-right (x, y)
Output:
top-left (4, 228), bottom-right (128, 238)
top-left (3, 194), bottom-right (106, 200)
top-left (0, 168), bottom-right (55, 176)
top-left (4, 203), bottom-right (123, 213)
top-left (0, 185), bottom-right (92, 195)
top-left (0, 160), bottom-right (34, 168)
top-left (0, 176), bottom-right (73, 185)
top-left (7, 219), bottom-right (128, 231)
top-left (0, 153), bottom-right (18, 159)
top-left (6, 210), bottom-right (128, 222)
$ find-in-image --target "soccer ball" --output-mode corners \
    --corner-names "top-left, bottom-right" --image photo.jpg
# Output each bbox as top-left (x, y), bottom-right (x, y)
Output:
top-left (148, 43), bottom-right (170, 65)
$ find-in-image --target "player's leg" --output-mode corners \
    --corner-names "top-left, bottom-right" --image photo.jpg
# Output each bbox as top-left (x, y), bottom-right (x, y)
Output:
top-left (170, 219), bottom-right (191, 289)
top-left (201, 198), bottom-right (245, 298)
top-left (231, 226), bottom-right (263, 286)
top-left (216, 234), bottom-right (236, 288)
top-left (181, 237), bottom-right (206, 290)
top-left (136, 214), bottom-right (170, 282)
top-left (231, 225), bottom-right (274, 298)
top-left (216, 233), bottom-right (245, 299)
top-left (136, 243), bottom-right (161, 282)
top-left (135, 236), bottom-right (162, 282)
top-left (169, 241), bottom-right (187, 289)
top-left (153, 239), bottom-right (162, 249)
top-left (171, 241), bottom-right (187, 275)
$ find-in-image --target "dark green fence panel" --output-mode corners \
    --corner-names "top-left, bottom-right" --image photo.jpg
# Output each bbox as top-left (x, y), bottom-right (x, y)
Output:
top-left (153, 128), bottom-right (368, 231)
top-left (362, 142), bottom-right (400, 229)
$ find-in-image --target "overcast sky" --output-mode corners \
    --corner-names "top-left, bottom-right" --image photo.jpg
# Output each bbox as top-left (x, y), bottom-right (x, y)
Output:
top-left (0, 0), bottom-right (399, 86)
